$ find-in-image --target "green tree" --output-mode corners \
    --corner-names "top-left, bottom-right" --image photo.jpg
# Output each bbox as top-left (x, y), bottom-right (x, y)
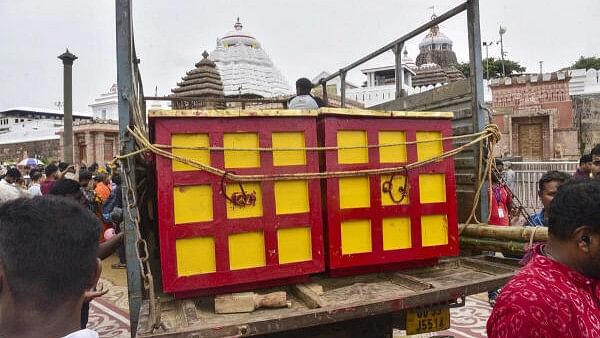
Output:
top-left (571, 56), bottom-right (600, 70)
top-left (455, 57), bottom-right (526, 79)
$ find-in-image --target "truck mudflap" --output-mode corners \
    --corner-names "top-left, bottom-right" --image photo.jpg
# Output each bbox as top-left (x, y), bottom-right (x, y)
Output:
top-left (136, 256), bottom-right (519, 338)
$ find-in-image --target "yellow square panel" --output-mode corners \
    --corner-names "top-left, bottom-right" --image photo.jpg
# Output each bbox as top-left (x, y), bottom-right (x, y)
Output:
top-left (274, 180), bottom-right (309, 215)
top-left (416, 131), bottom-right (443, 161)
top-left (337, 130), bottom-right (369, 164)
top-left (382, 217), bottom-right (411, 250)
top-left (278, 227), bottom-right (312, 264)
top-left (176, 237), bottom-right (216, 276)
top-left (421, 214), bottom-right (449, 247)
top-left (272, 132), bottom-right (306, 166)
top-left (173, 185), bottom-right (213, 224)
top-left (378, 131), bottom-right (407, 163)
top-left (228, 232), bottom-right (266, 270)
top-left (225, 182), bottom-right (263, 219)
top-left (171, 134), bottom-right (211, 171)
top-left (380, 174), bottom-right (409, 206)
top-left (419, 174), bottom-right (446, 203)
top-left (223, 133), bottom-right (260, 168)
top-left (339, 176), bottom-right (371, 209)
top-left (341, 219), bottom-right (372, 254)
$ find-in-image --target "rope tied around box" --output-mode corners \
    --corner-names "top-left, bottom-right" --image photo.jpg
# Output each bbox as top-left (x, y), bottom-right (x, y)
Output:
top-left (113, 124), bottom-right (501, 213)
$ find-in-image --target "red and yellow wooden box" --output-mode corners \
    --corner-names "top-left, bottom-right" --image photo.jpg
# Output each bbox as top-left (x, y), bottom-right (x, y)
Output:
top-left (151, 110), bottom-right (324, 296)
top-left (318, 109), bottom-right (458, 274)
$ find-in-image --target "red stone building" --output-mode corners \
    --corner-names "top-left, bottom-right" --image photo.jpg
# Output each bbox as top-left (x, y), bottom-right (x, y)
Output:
top-left (489, 72), bottom-right (577, 160)
top-left (58, 120), bottom-right (119, 166)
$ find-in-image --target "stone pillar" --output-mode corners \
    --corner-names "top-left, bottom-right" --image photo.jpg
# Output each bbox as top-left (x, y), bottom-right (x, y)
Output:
top-left (95, 132), bottom-right (105, 166)
top-left (548, 114), bottom-right (554, 159)
top-left (58, 49), bottom-right (78, 163)
top-left (508, 115), bottom-right (513, 156)
top-left (85, 131), bottom-right (94, 165)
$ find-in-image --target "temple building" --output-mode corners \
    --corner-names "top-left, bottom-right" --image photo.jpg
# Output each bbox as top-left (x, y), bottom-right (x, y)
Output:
top-left (320, 22), bottom-right (464, 108)
top-left (171, 51), bottom-right (225, 109)
top-left (89, 84), bottom-right (118, 120)
top-left (209, 18), bottom-right (293, 98)
top-left (489, 72), bottom-right (577, 160)
top-left (412, 24), bottom-right (465, 89)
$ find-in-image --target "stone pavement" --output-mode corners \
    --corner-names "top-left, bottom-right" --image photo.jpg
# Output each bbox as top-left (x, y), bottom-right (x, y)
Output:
top-left (91, 255), bottom-right (492, 338)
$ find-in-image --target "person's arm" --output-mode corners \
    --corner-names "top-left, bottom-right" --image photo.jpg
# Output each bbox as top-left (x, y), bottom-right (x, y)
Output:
top-left (97, 232), bottom-right (124, 260)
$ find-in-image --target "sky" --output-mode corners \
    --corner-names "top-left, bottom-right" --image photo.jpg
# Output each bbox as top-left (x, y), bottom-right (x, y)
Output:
top-left (0, 0), bottom-right (598, 113)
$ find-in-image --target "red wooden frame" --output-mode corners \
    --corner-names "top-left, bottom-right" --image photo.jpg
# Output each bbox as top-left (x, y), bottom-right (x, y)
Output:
top-left (153, 117), bottom-right (324, 295)
top-left (319, 116), bottom-right (459, 272)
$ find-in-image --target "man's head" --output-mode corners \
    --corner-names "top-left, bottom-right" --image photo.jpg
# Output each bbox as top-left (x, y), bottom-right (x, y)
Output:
top-left (111, 173), bottom-right (122, 186)
top-left (579, 154), bottom-right (593, 174)
top-left (495, 158), bottom-right (504, 173)
top-left (49, 178), bottom-right (84, 204)
top-left (295, 78), bottom-right (313, 96)
top-left (4, 168), bottom-right (21, 184)
top-left (547, 179), bottom-right (600, 279)
top-left (538, 170), bottom-right (571, 209)
top-left (0, 196), bottom-right (101, 314)
top-left (590, 145), bottom-right (600, 177)
top-left (44, 163), bottom-right (59, 180)
top-left (94, 173), bottom-right (106, 185)
top-left (29, 169), bottom-right (42, 183)
top-left (79, 170), bottom-right (93, 188)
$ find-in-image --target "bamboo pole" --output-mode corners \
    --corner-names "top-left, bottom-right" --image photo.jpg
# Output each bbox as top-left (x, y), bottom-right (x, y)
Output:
top-left (459, 224), bottom-right (548, 242)
top-left (460, 236), bottom-right (527, 255)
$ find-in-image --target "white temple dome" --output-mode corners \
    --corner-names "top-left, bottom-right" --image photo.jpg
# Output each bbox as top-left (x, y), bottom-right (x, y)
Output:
top-left (418, 25), bottom-right (453, 51)
top-left (209, 18), bottom-right (292, 98)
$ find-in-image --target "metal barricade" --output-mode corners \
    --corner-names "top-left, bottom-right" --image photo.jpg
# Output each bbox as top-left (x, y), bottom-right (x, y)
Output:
top-left (510, 161), bottom-right (578, 212)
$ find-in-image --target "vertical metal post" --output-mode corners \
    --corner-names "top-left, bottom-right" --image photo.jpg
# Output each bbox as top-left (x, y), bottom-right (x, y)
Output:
top-left (467, 0), bottom-right (489, 221)
top-left (321, 81), bottom-right (329, 106)
top-left (58, 49), bottom-right (77, 163)
top-left (393, 43), bottom-right (405, 99)
top-left (116, 0), bottom-right (142, 334)
top-left (340, 70), bottom-right (346, 108)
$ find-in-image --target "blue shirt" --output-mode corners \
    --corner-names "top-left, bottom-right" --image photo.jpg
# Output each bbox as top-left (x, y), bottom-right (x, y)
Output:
top-left (530, 209), bottom-right (545, 227)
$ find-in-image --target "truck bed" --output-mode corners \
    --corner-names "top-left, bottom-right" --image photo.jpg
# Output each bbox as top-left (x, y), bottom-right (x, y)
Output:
top-left (136, 256), bottom-right (519, 338)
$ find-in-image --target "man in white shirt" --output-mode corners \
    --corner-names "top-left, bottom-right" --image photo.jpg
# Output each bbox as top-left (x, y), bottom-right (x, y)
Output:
top-left (0, 196), bottom-right (102, 338)
top-left (0, 168), bottom-right (27, 204)
top-left (27, 169), bottom-right (43, 196)
top-left (287, 77), bottom-right (325, 109)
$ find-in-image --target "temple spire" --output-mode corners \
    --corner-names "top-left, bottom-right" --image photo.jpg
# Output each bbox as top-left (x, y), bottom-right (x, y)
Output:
top-left (234, 17), bottom-right (243, 31)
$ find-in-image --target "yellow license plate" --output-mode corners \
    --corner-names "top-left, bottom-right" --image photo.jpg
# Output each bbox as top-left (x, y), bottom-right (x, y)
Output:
top-left (406, 306), bottom-right (450, 335)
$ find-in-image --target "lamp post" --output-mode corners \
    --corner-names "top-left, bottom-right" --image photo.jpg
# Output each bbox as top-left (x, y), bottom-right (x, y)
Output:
top-left (482, 41), bottom-right (494, 79)
top-left (58, 49), bottom-right (77, 164)
top-left (498, 26), bottom-right (507, 77)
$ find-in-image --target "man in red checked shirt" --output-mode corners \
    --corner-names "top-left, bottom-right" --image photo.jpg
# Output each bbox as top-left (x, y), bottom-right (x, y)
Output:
top-left (487, 178), bottom-right (600, 338)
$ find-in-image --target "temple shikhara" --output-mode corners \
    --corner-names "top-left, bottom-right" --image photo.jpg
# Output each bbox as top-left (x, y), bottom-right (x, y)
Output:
top-left (209, 18), bottom-right (292, 98)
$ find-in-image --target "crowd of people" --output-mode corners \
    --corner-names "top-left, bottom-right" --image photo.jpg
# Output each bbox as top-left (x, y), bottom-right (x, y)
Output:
top-left (0, 161), bottom-right (126, 337)
top-left (486, 144), bottom-right (600, 337)
top-left (2, 143), bottom-right (600, 337)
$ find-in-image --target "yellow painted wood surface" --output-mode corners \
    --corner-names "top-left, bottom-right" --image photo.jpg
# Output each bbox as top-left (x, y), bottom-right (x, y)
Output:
top-left (272, 132), bottom-right (306, 166)
top-left (339, 176), bottom-right (371, 209)
top-left (337, 130), bottom-right (369, 164)
top-left (176, 237), bottom-right (216, 276)
top-left (421, 215), bottom-right (449, 247)
top-left (228, 232), bottom-right (266, 270)
top-left (278, 227), bottom-right (312, 264)
top-left (416, 131), bottom-right (443, 161)
top-left (225, 182), bottom-right (263, 219)
top-left (382, 217), bottom-right (412, 250)
top-left (274, 180), bottom-right (309, 215)
top-left (223, 132), bottom-right (260, 168)
top-left (419, 174), bottom-right (447, 203)
top-left (341, 219), bottom-right (372, 254)
top-left (171, 133), bottom-right (210, 171)
top-left (378, 131), bottom-right (407, 163)
top-left (173, 185), bottom-right (213, 224)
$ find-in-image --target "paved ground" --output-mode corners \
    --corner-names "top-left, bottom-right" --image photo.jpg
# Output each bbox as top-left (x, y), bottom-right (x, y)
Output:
top-left (91, 255), bottom-right (492, 338)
